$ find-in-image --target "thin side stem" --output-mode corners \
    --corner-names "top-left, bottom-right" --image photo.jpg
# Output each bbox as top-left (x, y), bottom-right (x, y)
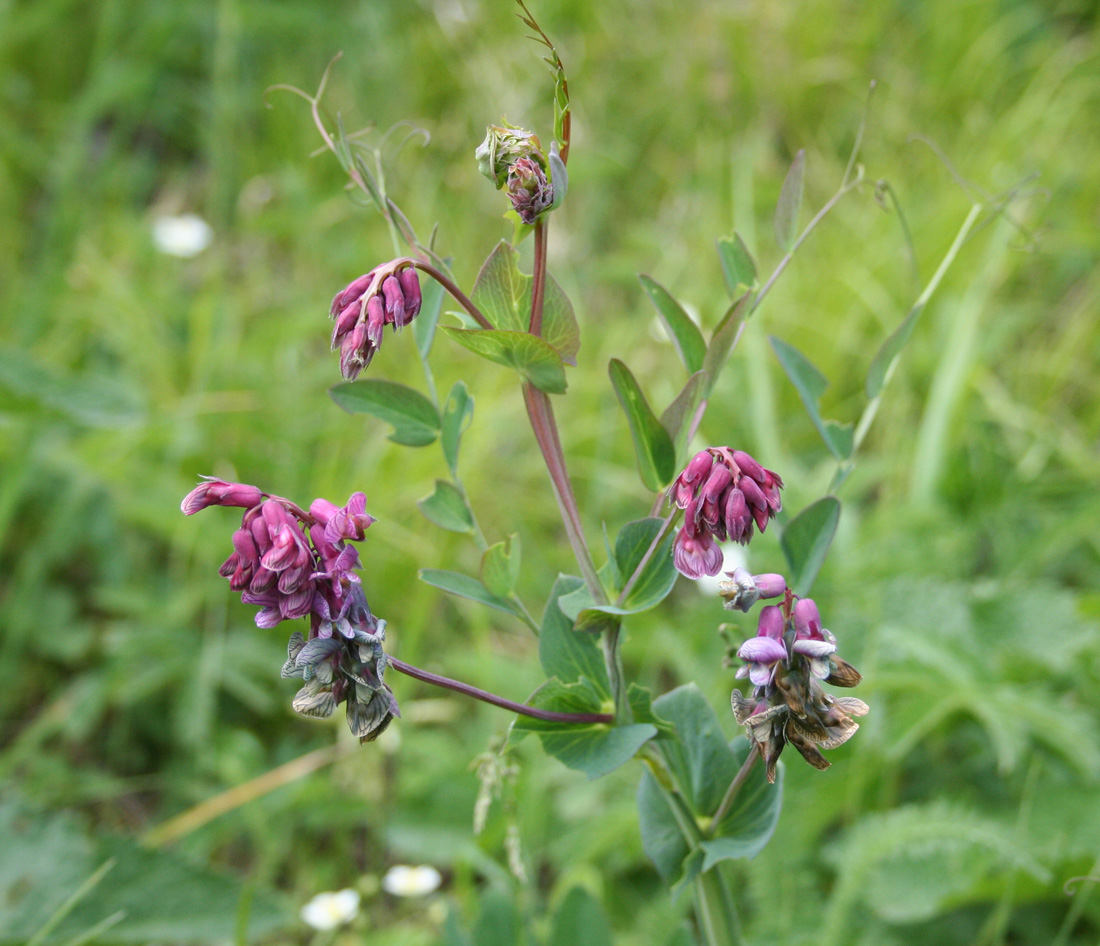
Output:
top-left (388, 656), bottom-right (613, 724)
top-left (752, 173), bottom-right (863, 317)
top-left (408, 260), bottom-right (494, 330)
top-left (616, 509), bottom-right (678, 606)
top-left (708, 744), bottom-right (760, 833)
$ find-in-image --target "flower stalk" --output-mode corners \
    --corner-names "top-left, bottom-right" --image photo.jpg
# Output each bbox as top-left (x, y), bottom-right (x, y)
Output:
top-left (388, 656), bottom-right (613, 724)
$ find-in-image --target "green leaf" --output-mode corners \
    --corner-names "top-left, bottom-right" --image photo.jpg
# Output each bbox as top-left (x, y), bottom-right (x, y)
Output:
top-left (441, 380), bottom-right (474, 476)
top-left (573, 609), bottom-right (622, 636)
top-left (611, 517), bottom-right (678, 613)
top-left (417, 480), bottom-right (474, 533)
top-left (549, 888), bottom-right (613, 946)
top-left (414, 268), bottom-right (447, 360)
top-left (559, 518), bottom-right (677, 618)
top-left (716, 233), bottom-right (758, 296)
top-left (638, 275), bottom-right (706, 375)
top-left (480, 534), bottom-right (520, 599)
top-left (780, 496), bottom-right (841, 596)
top-left (865, 302), bottom-right (925, 398)
top-left (702, 292), bottom-right (752, 396)
top-left (637, 688), bottom-right (783, 890)
top-left (774, 148), bottom-right (805, 252)
top-left (441, 327), bottom-right (567, 394)
top-left (628, 683), bottom-right (675, 734)
top-left (329, 379), bottom-right (440, 447)
top-left (512, 679), bottom-right (656, 779)
top-left (539, 576), bottom-right (610, 693)
top-left (418, 569), bottom-right (525, 620)
top-left (636, 770), bottom-right (696, 891)
top-left (660, 370), bottom-right (708, 466)
top-left (609, 359), bottom-right (676, 491)
top-left (470, 240), bottom-right (580, 364)
top-left (769, 336), bottom-right (854, 459)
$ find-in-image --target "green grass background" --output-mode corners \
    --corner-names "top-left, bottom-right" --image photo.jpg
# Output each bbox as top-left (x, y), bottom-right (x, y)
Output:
top-left (2, 0), bottom-right (1099, 943)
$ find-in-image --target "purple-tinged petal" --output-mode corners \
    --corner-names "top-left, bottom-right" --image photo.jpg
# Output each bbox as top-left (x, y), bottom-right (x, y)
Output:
top-left (748, 663), bottom-right (778, 686)
top-left (792, 639), bottom-right (836, 658)
top-left (754, 573), bottom-right (787, 599)
top-left (730, 450), bottom-right (766, 482)
top-left (738, 636), bottom-right (788, 664)
top-left (793, 598), bottom-right (823, 640)
top-left (757, 605), bottom-right (785, 640)
top-left (397, 268), bottom-right (421, 327)
top-left (672, 529), bottom-right (723, 579)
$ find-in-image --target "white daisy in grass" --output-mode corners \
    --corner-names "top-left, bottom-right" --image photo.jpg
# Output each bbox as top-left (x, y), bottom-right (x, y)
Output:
top-left (300, 888), bottom-right (361, 930)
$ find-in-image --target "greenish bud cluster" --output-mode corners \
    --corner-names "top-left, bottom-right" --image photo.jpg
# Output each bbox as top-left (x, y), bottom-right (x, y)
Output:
top-left (476, 120), bottom-right (545, 190)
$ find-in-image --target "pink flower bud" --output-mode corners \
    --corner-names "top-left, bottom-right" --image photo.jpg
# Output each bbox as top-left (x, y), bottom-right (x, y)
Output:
top-left (730, 450), bottom-right (766, 482)
top-left (724, 488), bottom-right (752, 544)
top-left (793, 598), bottom-right (824, 640)
top-left (330, 269), bottom-right (378, 317)
top-left (757, 604), bottom-right (785, 640)
top-left (397, 267), bottom-right (422, 326)
top-left (365, 295), bottom-right (386, 347)
top-left (754, 574), bottom-right (787, 599)
top-left (180, 477), bottom-right (263, 515)
top-left (381, 275), bottom-right (405, 325)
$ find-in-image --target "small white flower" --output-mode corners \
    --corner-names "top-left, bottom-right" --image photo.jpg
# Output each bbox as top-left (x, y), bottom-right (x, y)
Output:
top-left (300, 888), bottom-right (361, 930)
top-left (152, 213), bottom-right (213, 258)
top-left (381, 864), bottom-right (442, 897)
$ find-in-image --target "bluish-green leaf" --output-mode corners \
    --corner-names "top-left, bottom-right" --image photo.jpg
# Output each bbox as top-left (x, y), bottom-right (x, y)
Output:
top-left (414, 269), bottom-right (447, 360)
top-left (639, 275), bottom-right (706, 375)
top-left (418, 569), bottom-right (524, 620)
top-left (417, 479), bottom-right (474, 533)
top-left (717, 233), bottom-right (758, 297)
top-left (866, 302), bottom-right (925, 398)
top-left (660, 370), bottom-right (708, 466)
top-left (549, 887), bottom-right (613, 946)
top-left (441, 380), bottom-right (473, 476)
top-left (573, 609), bottom-right (622, 636)
top-left (637, 770), bottom-right (695, 892)
top-left (480, 533), bottom-right (520, 599)
top-left (774, 148), bottom-right (805, 252)
top-left (330, 379), bottom-right (440, 447)
top-left (512, 679), bottom-right (656, 779)
top-left (609, 359), bottom-right (676, 491)
top-left (769, 336), bottom-right (854, 459)
top-left (780, 496), bottom-right (841, 596)
top-left (540, 576), bottom-right (610, 693)
top-left (628, 683), bottom-right (675, 734)
top-left (470, 240), bottom-right (580, 364)
top-left (441, 327), bottom-right (567, 394)
top-left (702, 292), bottom-right (752, 396)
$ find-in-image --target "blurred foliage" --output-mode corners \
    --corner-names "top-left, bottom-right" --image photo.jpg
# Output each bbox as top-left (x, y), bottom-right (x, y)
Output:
top-left (1, 0), bottom-right (1099, 943)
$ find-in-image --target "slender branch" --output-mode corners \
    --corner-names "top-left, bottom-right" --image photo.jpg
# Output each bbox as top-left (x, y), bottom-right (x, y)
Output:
top-left (388, 656), bottom-right (613, 724)
top-left (708, 744), bottom-right (760, 833)
top-left (751, 173), bottom-right (863, 317)
top-left (529, 220), bottom-right (548, 335)
top-left (406, 260), bottom-right (494, 330)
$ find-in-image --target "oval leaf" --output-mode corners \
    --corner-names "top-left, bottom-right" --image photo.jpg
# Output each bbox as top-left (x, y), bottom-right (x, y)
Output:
top-left (418, 568), bottom-right (524, 620)
top-left (330, 379), bottom-right (440, 447)
top-left (702, 292), bottom-right (752, 396)
top-left (417, 480), bottom-right (474, 533)
top-left (441, 380), bottom-right (474, 476)
top-left (769, 336), bottom-right (854, 459)
top-left (774, 148), bottom-right (805, 252)
top-left (609, 359), bottom-right (676, 491)
top-left (660, 370), bottom-right (708, 467)
top-left (441, 327), bottom-right (567, 394)
top-left (866, 302), bottom-right (925, 398)
top-left (716, 233), bottom-right (758, 296)
top-left (638, 275), bottom-right (706, 375)
top-left (480, 533), bottom-right (520, 599)
top-left (780, 495), bottom-right (841, 596)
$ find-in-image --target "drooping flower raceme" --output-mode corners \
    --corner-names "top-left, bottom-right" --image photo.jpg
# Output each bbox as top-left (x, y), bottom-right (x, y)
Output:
top-left (329, 261), bottom-right (423, 380)
top-left (669, 447), bottom-right (784, 579)
top-left (731, 592), bottom-right (867, 782)
top-left (181, 478), bottom-right (398, 741)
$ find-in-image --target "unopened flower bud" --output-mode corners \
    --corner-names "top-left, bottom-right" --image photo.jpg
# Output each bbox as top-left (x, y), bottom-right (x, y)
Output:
top-left (181, 477), bottom-right (263, 515)
top-left (397, 267), bottom-right (422, 326)
top-left (476, 121), bottom-right (544, 189)
top-left (381, 275), bottom-right (405, 326)
top-left (508, 157), bottom-right (554, 225)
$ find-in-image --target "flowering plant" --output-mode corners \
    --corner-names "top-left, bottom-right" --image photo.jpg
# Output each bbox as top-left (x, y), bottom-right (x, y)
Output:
top-left (183, 4), bottom-right (991, 940)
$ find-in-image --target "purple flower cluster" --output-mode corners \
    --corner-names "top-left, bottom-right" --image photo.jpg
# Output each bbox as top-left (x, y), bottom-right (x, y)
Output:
top-left (330, 262), bottom-right (423, 381)
top-left (730, 594), bottom-right (867, 782)
top-left (669, 448), bottom-right (783, 579)
top-left (181, 478), bottom-right (398, 741)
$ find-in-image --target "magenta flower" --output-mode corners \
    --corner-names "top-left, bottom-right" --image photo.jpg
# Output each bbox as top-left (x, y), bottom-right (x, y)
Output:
top-left (672, 527), bottom-right (724, 579)
top-left (182, 479), bottom-right (398, 742)
top-left (668, 447), bottom-right (784, 579)
top-left (329, 262), bottom-right (424, 380)
top-left (735, 605), bottom-right (787, 685)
